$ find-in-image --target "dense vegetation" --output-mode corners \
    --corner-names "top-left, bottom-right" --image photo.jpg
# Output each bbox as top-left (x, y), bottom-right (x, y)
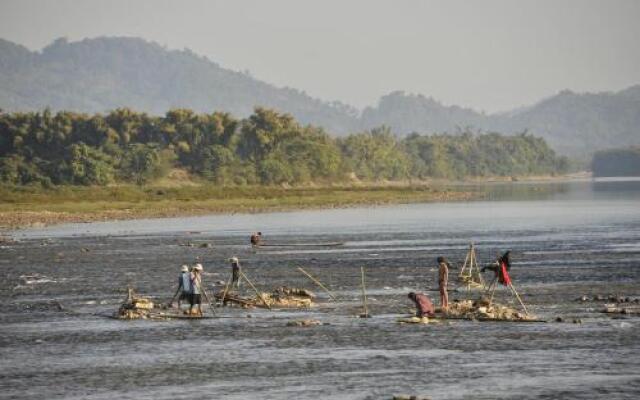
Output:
top-left (2, 37), bottom-right (639, 158)
top-left (0, 107), bottom-right (568, 187)
top-left (592, 147), bottom-right (640, 177)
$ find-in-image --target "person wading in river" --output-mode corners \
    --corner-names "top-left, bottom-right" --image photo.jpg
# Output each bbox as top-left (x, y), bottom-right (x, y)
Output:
top-left (408, 292), bottom-right (436, 317)
top-left (170, 265), bottom-right (192, 309)
top-left (189, 264), bottom-right (204, 316)
top-left (229, 257), bottom-right (241, 290)
top-left (250, 232), bottom-right (262, 247)
top-left (438, 256), bottom-right (449, 311)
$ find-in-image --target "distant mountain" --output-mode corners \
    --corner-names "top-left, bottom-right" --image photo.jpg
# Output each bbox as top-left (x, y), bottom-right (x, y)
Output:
top-left (360, 91), bottom-right (487, 134)
top-left (490, 87), bottom-right (640, 157)
top-left (360, 88), bottom-right (640, 158)
top-left (1, 37), bottom-right (638, 158)
top-left (0, 37), bottom-right (360, 133)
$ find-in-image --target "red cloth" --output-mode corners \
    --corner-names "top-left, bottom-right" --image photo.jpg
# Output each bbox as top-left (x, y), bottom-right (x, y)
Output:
top-left (413, 293), bottom-right (435, 317)
top-left (498, 261), bottom-right (512, 286)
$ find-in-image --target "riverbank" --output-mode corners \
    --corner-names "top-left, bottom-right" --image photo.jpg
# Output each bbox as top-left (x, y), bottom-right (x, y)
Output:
top-left (1, 172), bottom-right (595, 231)
top-left (0, 184), bottom-right (477, 230)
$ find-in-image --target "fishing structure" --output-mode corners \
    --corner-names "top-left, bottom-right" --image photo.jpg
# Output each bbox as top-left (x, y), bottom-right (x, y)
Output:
top-left (458, 243), bottom-right (485, 291)
top-left (112, 235), bottom-right (544, 323)
top-left (483, 255), bottom-right (529, 315)
top-left (215, 286), bottom-right (315, 309)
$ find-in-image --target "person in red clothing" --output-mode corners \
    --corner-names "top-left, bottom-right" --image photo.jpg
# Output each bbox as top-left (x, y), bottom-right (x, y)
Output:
top-left (408, 292), bottom-right (435, 317)
top-left (483, 251), bottom-right (512, 285)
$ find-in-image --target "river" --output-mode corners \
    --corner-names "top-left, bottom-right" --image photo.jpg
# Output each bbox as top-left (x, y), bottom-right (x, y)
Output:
top-left (1, 178), bottom-right (639, 399)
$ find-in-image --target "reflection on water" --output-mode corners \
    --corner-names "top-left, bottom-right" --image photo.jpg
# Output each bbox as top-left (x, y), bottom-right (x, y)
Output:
top-left (463, 177), bottom-right (640, 202)
top-left (2, 179), bottom-right (640, 400)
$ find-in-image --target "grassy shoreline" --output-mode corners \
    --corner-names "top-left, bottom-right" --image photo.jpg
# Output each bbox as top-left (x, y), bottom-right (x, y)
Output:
top-left (0, 173), bottom-right (590, 231)
top-left (0, 184), bottom-right (478, 230)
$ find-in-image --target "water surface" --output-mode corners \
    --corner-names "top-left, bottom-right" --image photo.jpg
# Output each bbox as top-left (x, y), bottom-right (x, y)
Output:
top-left (1, 179), bottom-right (639, 399)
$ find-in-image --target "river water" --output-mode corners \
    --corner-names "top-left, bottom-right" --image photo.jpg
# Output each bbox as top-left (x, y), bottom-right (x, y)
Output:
top-left (1, 179), bottom-right (639, 399)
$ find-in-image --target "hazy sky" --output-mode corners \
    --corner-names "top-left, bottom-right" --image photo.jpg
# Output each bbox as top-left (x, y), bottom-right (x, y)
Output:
top-left (1, 0), bottom-right (639, 112)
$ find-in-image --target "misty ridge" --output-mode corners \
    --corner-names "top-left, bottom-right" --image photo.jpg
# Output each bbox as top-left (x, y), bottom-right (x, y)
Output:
top-left (1, 36), bottom-right (639, 158)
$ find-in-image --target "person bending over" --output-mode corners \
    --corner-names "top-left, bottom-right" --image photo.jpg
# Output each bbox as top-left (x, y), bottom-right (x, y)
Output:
top-left (408, 292), bottom-right (436, 317)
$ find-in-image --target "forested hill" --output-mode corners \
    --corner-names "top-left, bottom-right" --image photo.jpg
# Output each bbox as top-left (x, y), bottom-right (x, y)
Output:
top-left (0, 37), bottom-right (360, 134)
top-left (360, 89), bottom-right (640, 158)
top-left (1, 37), bottom-right (639, 158)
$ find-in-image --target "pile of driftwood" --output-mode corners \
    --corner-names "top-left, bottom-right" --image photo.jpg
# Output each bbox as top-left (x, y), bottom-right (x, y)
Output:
top-left (602, 304), bottom-right (640, 315)
top-left (575, 293), bottom-right (640, 315)
top-left (115, 288), bottom-right (155, 320)
top-left (578, 294), bottom-right (639, 303)
top-left (445, 298), bottom-right (538, 321)
top-left (216, 286), bottom-right (315, 309)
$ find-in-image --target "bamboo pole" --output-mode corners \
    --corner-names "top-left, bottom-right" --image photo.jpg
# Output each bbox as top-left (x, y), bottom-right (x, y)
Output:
top-left (473, 245), bottom-right (486, 287)
top-left (297, 267), bottom-right (338, 301)
top-left (203, 291), bottom-right (217, 316)
top-left (486, 277), bottom-right (497, 306)
top-left (199, 282), bottom-right (217, 316)
top-left (460, 249), bottom-right (471, 279)
top-left (360, 266), bottom-right (369, 317)
top-left (239, 270), bottom-right (272, 310)
top-left (219, 278), bottom-right (231, 307)
top-left (508, 283), bottom-right (529, 315)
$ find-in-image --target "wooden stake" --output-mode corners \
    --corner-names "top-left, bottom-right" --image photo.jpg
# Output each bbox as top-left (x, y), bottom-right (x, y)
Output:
top-left (486, 277), bottom-right (497, 306)
top-left (219, 278), bottom-right (231, 307)
top-left (198, 281), bottom-right (216, 315)
top-left (508, 283), bottom-right (529, 315)
top-left (199, 284), bottom-right (217, 316)
top-left (239, 270), bottom-right (272, 310)
top-left (360, 266), bottom-right (370, 317)
top-left (297, 267), bottom-right (338, 301)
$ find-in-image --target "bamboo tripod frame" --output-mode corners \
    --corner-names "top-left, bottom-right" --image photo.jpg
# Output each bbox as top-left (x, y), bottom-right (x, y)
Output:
top-left (485, 276), bottom-right (529, 315)
top-left (458, 243), bottom-right (485, 291)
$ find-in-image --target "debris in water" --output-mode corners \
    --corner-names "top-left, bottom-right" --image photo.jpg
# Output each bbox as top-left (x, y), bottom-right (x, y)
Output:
top-left (602, 304), bottom-right (640, 315)
top-left (397, 316), bottom-right (430, 324)
top-left (20, 274), bottom-right (56, 285)
top-left (0, 235), bottom-right (16, 244)
top-left (577, 294), bottom-right (637, 303)
top-left (115, 288), bottom-right (156, 319)
top-left (444, 298), bottom-right (538, 321)
top-left (392, 395), bottom-right (431, 400)
top-left (286, 319), bottom-right (321, 327)
top-left (216, 286), bottom-right (315, 309)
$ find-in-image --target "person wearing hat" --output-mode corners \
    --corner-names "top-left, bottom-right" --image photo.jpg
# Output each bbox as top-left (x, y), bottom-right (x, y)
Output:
top-left (229, 257), bottom-right (241, 290)
top-left (437, 256), bottom-right (449, 311)
top-left (170, 264), bottom-right (192, 309)
top-left (189, 263), bottom-right (204, 316)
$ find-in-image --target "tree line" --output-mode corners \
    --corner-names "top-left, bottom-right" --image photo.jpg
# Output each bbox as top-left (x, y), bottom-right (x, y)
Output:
top-left (592, 147), bottom-right (640, 177)
top-left (0, 107), bottom-right (569, 187)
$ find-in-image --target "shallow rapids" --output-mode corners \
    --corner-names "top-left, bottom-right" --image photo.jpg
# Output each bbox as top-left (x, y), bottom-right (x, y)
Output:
top-left (1, 179), bottom-right (639, 399)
